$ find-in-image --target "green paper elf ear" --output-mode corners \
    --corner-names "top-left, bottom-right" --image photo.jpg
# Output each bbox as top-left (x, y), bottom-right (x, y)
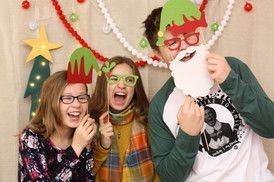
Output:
top-left (101, 61), bottom-right (117, 78)
top-left (157, 0), bottom-right (207, 47)
top-left (67, 47), bottom-right (101, 83)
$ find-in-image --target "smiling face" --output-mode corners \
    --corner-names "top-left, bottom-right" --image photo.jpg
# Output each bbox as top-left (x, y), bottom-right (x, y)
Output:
top-left (59, 83), bottom-right (88, 129)
top-left (108, 63), bottom-right (135, 112)
top-left (205, 107), bottom-right (217, 127)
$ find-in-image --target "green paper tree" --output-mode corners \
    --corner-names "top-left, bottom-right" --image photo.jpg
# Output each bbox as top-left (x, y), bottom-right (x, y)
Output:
top-left (24, 56), bottom-right (50, 119)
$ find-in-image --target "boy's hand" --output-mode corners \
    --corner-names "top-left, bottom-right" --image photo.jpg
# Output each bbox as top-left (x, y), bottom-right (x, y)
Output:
top-left (177, 96), bottom-right (204, 136)
top-left (206, 53), bottom-right (231, 84)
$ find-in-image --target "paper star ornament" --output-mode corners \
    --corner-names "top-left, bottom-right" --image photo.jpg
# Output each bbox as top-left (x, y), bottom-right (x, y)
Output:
top-left (23, 23), bottom-right (62, 63)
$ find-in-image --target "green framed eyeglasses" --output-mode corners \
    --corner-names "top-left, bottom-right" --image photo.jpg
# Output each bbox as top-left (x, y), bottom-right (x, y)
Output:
top-left (107, 74), bottom-right (139, 87)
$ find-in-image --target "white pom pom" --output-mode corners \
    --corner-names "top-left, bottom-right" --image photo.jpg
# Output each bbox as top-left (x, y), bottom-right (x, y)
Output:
top-left (119, 37), bottom-right (126, 43)
top-left (215, 31), bottom-right (221, 37)
top-left (142, 55), bottom-right (149, 61)
top-left (147, 58), bottom-right (153, 64)
top-left (123, 41), bottom-right (129, 48)
top-left (127, 46), bottom-right (133, 52)
top-left (113, 27), bottom-right (119, 34)
top-left (102, 24), bottom-right (111, 34)
top-left (102, 6), bottom-right (108, 13)
top-left (116, 33), bottom-right (122, 39)
top-left (98, 2), bottom-right (104, 9)
top-left (132, 49), bottom-right (138, 55)
top-left (153, 61), bottom-right (159, 67)
top-left (109, 23), bottom-right (116, 29)
top-left (29, 20), bottom-right (39, 31)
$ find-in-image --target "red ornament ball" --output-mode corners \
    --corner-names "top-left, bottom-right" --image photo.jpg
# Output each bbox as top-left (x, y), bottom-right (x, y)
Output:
top-left (22, 0), bottom-right (30, 9)
top-left (77, 0), bottom-right (85, 3)
top-left (244, 2), bottom-right (253, 12)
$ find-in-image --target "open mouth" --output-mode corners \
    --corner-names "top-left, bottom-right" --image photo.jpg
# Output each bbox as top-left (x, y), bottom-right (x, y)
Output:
top-left (180, 51), bottom-right (196, 62)
top-left (113, 92), bottom-right (127, 106)
top-left (68, 111), bottom-right (81, 121)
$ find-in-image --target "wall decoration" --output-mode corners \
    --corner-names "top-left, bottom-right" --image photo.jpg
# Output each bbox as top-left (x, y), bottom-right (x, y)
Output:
top-left (23, 24), bottom-right (62, 119)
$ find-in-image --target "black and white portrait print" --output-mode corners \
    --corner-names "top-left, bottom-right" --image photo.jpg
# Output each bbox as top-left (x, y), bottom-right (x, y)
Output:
top-left (197, 89), bottom-right (245, 157)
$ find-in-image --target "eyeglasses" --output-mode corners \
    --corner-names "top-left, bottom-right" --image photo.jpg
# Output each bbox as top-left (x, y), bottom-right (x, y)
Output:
top-left (60, 94), bottom-right (90, 104)
top-left (164, 32), bottom-right (200, 51)
top-left (107, 74), bottom-right (139, 87)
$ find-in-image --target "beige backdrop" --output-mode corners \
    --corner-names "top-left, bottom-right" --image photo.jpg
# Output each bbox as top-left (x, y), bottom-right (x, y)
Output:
top-left (0, 0), bottom-right (273, 181)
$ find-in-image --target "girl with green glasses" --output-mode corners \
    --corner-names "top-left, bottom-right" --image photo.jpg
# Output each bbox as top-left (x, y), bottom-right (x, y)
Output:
top-left (90, 56), bottom-right (159, 181)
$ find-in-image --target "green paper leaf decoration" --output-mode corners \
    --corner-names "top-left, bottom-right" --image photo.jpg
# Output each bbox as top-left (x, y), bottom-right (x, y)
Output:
top-left (102, 67), bottom-right (108, 73)
top-left (105, 61), bottom-right (109, 67)
top-left (109, 62), bottom-right (116, 70)
top-left (101, 61), bottom-right (117, 75)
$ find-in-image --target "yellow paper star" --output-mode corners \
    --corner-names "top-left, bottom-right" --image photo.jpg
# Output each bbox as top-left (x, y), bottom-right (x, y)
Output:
top-left (23, 23), bottom-right (62, 63)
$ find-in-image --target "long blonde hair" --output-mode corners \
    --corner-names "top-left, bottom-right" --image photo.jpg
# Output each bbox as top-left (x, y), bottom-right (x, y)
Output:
top-left (24, 70), bottom-right (87, 138)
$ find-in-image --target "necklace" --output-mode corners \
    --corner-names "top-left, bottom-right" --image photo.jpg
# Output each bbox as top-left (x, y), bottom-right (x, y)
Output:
top-left (115, 125), bottom-right (123, 139)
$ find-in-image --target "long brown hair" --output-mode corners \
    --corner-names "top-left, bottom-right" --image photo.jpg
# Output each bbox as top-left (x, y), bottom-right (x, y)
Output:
top-left (23, 70), bottom-right (87, 138)
top-left (89, 56), bottom-right (149, 124)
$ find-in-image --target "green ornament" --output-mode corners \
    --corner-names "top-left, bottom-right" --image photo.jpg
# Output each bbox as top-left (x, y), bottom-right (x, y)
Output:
top-left (139, 38), bottom-right (148, 48)
top-left (69, 13), bottom-right (79, 22)
top-left (211, 22), bottom-right (219, 32)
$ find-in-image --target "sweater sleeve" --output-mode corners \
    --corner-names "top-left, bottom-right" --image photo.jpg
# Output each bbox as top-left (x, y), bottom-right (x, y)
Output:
top-left (92, 141), bottom-right (110, 175)
top-left (18, 129), bottom-right (81, 181)
top-left (220, 57), bottom-right (274, 138)
top-left (148, 94), bottom-right (200, 182)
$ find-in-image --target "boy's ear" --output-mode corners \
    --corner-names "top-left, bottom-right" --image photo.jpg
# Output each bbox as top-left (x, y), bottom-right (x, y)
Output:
top-left (152, 49), bottom-right (163, 60)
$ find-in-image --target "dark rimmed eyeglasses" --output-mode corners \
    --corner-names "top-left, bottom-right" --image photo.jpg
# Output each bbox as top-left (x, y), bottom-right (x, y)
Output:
top-left (107, 74), bottom-right (139, 87)
top-left (164, 32), bottom-right (200, 51)
top-left (60, 94), bottom-right (90, 104)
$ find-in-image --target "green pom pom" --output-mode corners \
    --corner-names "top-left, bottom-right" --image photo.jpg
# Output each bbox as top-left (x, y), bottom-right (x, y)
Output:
top-left (139, 38), bottom-right (148, 48)
top-left (70, 13), bottom-right (79, 22)
top-left (211, 22), bottom-right (219, 32)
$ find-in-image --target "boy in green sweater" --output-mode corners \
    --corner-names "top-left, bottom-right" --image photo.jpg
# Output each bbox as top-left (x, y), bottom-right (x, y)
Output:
top-left (143, 0), bottom-right (274, 181)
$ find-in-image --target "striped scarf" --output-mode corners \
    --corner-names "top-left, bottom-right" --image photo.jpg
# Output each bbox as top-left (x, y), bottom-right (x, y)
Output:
top-left (97, 108), bottom-right (155, 182)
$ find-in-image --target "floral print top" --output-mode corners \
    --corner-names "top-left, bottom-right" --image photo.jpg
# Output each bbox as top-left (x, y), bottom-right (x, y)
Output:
top-left (18, 128), bottom-right (94, 181)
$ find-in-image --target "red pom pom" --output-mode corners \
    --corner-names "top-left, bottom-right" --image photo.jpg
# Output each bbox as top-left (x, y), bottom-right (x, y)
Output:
top-left (244, 2), bottom-right (253, 12)
top-left (77, 0), bottom-right (85, 3)
top-left (22, 0), bottom-right (30, 9)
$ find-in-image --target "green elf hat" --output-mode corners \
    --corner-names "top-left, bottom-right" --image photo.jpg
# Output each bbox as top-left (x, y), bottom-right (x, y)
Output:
top-left (156, 0), bottom-right (208, 46)
top-left (67, 47), bottom-right (102, 83)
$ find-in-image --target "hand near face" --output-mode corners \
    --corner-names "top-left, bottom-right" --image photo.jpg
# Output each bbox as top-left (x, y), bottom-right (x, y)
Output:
top-left (71, 114), bottom-right (97, 157)
top-left (99, 112), bottom-right (114, 149)
top-left (177, 96), bottom-right (205, 136)
top-left (206, 53), bottom-right (231, 84)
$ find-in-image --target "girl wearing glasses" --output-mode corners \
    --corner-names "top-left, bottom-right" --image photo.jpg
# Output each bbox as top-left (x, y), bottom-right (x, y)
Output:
top-left (18, 70), bottom-right (96, 181)
top-left (90, 56), bottom-right (159, 181)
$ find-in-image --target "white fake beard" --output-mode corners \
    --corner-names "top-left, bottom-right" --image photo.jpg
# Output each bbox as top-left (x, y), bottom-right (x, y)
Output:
top-left (169, 44), bottom-right (214, 98)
